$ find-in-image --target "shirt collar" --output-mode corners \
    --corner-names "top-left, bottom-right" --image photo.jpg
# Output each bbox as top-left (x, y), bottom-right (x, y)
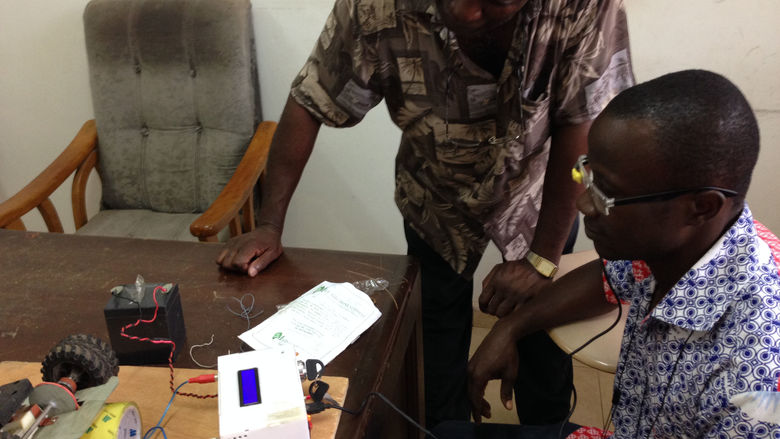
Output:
top-left (651, 204), bottom-right (757, 331)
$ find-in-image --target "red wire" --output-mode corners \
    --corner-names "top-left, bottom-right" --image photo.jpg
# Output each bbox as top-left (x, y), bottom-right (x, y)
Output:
top-left (119, 285), bottom-right (217, 399)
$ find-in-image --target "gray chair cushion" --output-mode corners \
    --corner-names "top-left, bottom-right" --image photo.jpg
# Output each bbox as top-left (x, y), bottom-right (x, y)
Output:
top-left (76, 209), bottom-right (230, 242)
top-left (83, 0), bottom-right (261, 214)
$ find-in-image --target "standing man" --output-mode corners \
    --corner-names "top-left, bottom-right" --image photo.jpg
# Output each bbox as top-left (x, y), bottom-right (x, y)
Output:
top-left (218, 0), bottom-right (633, 428)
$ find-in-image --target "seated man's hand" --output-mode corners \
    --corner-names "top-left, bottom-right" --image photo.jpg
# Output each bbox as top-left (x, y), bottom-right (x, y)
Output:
top-left (467, 317), bottom-right (520, 423)
top-left (216, 223), bottom-right (283, 277)
top-left (479, 259), bottom-right (551, 317)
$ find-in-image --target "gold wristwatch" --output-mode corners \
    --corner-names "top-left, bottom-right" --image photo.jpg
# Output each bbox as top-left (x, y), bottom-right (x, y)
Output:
top-left (525, 250), bottom-right (558, 278)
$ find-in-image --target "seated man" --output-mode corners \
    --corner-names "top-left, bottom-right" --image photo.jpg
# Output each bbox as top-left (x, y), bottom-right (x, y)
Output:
top-left (440, 69), bottom-right (780, 438)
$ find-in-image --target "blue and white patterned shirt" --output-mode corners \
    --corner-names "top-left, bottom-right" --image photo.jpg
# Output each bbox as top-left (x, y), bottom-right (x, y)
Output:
top-left (607, 205), bottom-right (780, 438)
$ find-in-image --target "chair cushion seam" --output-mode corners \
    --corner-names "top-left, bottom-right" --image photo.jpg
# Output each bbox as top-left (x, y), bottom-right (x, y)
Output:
top-left (184, 2), bottom-right (201, 212)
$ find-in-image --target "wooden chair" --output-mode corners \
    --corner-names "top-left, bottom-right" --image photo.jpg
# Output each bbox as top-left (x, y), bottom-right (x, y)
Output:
top-left (0, 0), bottom-right (275, 242)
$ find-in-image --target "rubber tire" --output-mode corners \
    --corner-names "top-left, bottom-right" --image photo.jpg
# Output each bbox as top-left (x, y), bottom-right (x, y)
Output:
top-left (41, 341), bottom-right (114, 390)
top-left (57, 339), bottom-right (117, 387)
top-left (58, 334), bottom-right (120, 376)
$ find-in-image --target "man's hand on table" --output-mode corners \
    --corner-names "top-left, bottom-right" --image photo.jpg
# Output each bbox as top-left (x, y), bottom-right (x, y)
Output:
top-left (479, 259), bottom-right (551, 317)
top-left (216, 223), bottom-right (283, 276)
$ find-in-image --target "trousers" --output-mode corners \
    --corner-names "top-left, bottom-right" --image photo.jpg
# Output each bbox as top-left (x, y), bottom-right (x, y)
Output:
top-left (405, 220), bottom-right (578, 428)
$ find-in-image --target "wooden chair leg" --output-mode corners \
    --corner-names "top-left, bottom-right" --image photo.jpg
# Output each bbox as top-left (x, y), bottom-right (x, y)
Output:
top-left (38, 198), bottom-right (64, 233)
top-left (229, 216), bottom-right (241, 237)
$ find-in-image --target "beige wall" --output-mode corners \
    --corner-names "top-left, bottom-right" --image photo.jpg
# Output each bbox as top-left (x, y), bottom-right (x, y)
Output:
top-left (0, 1), bottom-right (777, 301)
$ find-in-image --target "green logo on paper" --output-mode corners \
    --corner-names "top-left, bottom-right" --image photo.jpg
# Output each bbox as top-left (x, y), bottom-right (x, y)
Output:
top-left (272, 332), bottom-right (285, 341)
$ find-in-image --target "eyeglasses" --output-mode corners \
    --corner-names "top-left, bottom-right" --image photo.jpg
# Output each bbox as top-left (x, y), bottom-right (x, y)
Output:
top-left (442, 67), bottom-right (524, 148)
top-left (571, 154), bottom-right (739, 216)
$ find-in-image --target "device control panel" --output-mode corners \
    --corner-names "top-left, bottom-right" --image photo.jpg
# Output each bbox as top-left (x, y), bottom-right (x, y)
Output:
top-left (218, 348), bottom-right (309, 439)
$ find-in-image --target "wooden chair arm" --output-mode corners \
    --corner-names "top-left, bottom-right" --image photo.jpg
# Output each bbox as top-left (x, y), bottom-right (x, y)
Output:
top-left (0, 120), bottom-right (98, 230)
top-left (72, 148), bottom-right (99, 229)
top-left (190, 121), bottom-right (277, 240)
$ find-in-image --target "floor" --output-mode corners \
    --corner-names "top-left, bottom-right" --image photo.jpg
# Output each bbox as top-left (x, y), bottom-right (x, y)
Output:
top-left (471, 311), bottom-right (616, 430)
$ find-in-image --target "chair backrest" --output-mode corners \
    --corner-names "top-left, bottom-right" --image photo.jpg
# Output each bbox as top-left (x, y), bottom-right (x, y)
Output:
top-left (83, 0), bottom-right (261, 213)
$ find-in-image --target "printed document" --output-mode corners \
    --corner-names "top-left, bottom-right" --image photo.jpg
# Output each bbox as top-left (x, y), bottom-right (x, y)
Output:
top-left (239, 281), bottom-right (382, 365)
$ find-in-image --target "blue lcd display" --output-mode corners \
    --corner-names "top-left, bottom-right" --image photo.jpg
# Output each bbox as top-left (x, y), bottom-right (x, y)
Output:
top-left (238, 368), bottom-right (261, 406)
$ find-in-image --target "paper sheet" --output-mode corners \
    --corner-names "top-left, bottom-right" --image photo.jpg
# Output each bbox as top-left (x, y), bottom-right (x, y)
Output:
top-left (239, 281), bottom-right (382, 365)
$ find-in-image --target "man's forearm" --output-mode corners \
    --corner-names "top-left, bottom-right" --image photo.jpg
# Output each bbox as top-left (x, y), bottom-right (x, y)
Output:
top-left (529, 122), bottom-right (591, 263)
top-left (257, 95), bottom-right (322, 231)
top-left (503, 259), bottom-right (613, 340)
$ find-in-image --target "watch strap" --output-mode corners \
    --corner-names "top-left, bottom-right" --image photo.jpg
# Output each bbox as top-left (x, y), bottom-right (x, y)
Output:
top-left (525, 251), bottom-right (558, 278)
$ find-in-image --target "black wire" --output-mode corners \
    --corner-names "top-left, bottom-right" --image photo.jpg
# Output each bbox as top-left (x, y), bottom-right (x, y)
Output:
top-left (642, 330), bottom-right (694, 438)
top-left (112, 289), bottom-right (144, 319)
top-left (322, 392), bottom-right (439, 439)
top-left (557, 263), bottom-right (625, 439)
top-left (602, 403), bottom-right (617, 439)
top-left (569, 285), bottom-right (624, 358)
top-left (315, 264), bottom-right (624, 439)
top-left (557, 384), bottom-right (578, 439)
top-left (598, 266), bottom-right (694, 439)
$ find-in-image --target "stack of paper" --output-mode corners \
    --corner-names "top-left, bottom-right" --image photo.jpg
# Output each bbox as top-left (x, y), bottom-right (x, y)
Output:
top-left (238, 281), bottom-right (382, 365)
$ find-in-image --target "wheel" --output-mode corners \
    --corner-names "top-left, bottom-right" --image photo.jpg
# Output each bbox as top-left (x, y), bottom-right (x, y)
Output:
top-left (59, 334), bottom-right (120, 376)
top-left (40, 336), bottom-right (116, 391)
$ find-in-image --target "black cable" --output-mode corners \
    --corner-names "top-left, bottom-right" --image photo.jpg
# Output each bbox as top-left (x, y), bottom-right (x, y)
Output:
top-left (311, 264), bottom-right (624, 439)
top-left (557, 384), bottom-right (578, 439)
top-left (318, 391), bottom-right (439, 439)
top-left (112, 288), bottom-right (144, 320)
top-left (602, 402), bottom-right (617, 439)
top-left (557, 263), bottom-right (625, 439)
top-left (600, 265), bottom-right (693, 439)
top-left (569, 285), bottom-right (624, 358)
top-left (641, 330), bottom-right (694, 438)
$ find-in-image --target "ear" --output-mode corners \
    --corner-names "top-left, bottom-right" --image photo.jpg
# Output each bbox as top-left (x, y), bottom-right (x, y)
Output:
top-left (686, 190), bottom-right (728, 226)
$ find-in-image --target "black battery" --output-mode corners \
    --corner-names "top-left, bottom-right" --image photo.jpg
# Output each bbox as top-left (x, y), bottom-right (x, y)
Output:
top-left (104, 282), bottom-right (187, 365)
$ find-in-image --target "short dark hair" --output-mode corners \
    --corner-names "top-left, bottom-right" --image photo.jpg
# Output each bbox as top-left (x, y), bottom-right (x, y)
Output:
top-left (601, 69), bottom-right (759, 194)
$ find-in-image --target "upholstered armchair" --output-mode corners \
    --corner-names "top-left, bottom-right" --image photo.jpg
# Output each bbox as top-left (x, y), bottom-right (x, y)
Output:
top-left (0, 0), bottom-right (275, 242)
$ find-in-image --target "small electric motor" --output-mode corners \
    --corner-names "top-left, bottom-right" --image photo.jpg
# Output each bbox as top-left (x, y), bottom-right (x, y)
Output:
top-left (0, 334), bottom-right (120, 438)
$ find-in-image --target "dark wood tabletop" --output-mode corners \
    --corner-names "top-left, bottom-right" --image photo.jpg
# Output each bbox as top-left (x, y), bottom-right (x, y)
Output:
top-left (0, 229), bottom-right (423, 438)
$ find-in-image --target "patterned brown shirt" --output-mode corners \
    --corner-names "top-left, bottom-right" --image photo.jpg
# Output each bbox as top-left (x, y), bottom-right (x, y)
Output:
top-left (291, 0), bottom-right (634, 276)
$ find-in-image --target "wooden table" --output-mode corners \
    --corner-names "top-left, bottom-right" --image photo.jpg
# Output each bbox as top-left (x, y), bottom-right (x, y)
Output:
top-left (0, 229), bottom-right (423, 438)
top-left (0, 361), bottom-right (348, 439)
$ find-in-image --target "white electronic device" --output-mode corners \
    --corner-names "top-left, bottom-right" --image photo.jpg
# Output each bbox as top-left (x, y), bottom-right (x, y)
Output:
top-left (217, 348), bottom-right (309, 439)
